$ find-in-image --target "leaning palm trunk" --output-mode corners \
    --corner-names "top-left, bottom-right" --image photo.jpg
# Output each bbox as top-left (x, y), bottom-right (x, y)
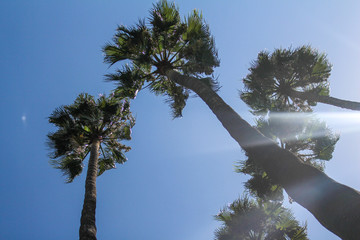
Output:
top-left (290, 90), bottom-right (360, 111)
top-left (167, 70), bottom-right (360, 240)
top-left (79, 139), bottom-right (100, 240)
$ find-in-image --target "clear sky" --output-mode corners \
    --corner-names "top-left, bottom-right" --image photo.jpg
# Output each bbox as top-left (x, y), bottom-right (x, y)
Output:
top-left (1, 1), bottom-right (360, 239)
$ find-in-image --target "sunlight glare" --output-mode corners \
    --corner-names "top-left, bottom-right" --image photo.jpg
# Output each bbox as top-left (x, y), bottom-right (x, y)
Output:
top-left (270, 112), bottom-right (360, 135)
top-left (236, 111), bottom-right (360, 148)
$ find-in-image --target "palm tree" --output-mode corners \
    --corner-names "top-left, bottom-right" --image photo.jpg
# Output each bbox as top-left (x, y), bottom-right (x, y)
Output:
top-left (48, 93), bottom-right (134, 240)
top-left (215, 196), bottom-right (308, 240)
top-left (103, 1), bottom-right (360, 238)
top-left (241, 46), bottom-right (360, 112)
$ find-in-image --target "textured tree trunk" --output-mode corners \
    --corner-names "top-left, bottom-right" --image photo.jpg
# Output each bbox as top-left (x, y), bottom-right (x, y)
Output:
top-left (290, 90), bottom-right (360, 111)
top-left (79, 139), bottom-right (100, 240)
top-left (167, 70), bottom-right (360, 240)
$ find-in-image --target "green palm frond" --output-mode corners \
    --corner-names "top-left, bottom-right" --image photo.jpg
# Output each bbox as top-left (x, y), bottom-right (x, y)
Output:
top-left (181, 9), bottom-right (219, 75)
top-left (245, 174), bottom-right (284, 201)
top-left (50, 153), bottom-right (86, 183)
top-left (104, 21), bottom-right (152, 66)
top-left (47, 125), bottom-right (85, 159)
top-left (237, 154), bottom-right (284, 201)
top-left (150, 0), bottom-right (181, 35)
top-left (150, 78), bottom-right (189, 118)
top-left (105, 64), bottom-right (148, 99)
top-left (98, 157), bottom-right (115, 176)
top-left (97, 138), bottom-right (131, 176)
top-left (48, 106), bottom-right (75, 127)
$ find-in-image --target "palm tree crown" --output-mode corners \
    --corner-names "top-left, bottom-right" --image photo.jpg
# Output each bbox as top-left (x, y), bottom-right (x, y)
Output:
top-left (241, 46), bottom-right (331, 114)
top-left (215, 196), bottom-right (308, 240)
top-left (104, 0), bottom-right (219, 117)
top-left (237, 114), bottom-right (339, 201)
top-left (48, 93), bottom-right (134, 182)
top-left (242, 45), bottom-right (360, 111)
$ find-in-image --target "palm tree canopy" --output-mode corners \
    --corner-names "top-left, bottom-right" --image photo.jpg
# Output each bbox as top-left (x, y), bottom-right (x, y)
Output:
top-left (215, 196), bottom-right (308, 240)
top-left (237, 114), bottom-right (339, 200)
top-left (241, 46), bottom-right (332, 114)
top-left (256, 114), bottom-right (339, 164)
top-left (48, 93), bottom-right (134, 182)
top-left (103, 0), bottom-right (219, 117)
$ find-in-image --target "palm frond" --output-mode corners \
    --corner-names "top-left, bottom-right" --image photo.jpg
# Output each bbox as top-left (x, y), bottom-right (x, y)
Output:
top-left (48, 106), bottom-right (74, 127)
top-left (104, 21), bottom-right (152, 66)
top-left (50, 154), bottom-right (85, 183)
top-left (181, 9), bottom-right (219, 75)
top-left (149, 78), bottom-right (189, 118)
top-left (105, 65), bottom-right (147, 99)
top-left (150, 0), bottom-right (181, 35)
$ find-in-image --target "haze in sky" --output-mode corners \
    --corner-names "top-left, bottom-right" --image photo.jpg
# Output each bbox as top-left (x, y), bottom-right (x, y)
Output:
top-left (1, 1), bottom-right (360, 239)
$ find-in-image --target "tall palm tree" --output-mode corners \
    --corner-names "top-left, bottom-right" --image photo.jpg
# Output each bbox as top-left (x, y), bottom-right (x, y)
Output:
top-left (48, 93), bottom-right (134, 240)
top-left (241, 46), bottom-right (360, 112)
top-left (215, 196), bottom-right (308, 240)
top-left (103, 1), bottom-right (360, 238)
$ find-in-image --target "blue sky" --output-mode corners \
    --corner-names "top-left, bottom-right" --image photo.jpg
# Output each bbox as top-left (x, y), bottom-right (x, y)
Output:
top-left (1, 1), bottom-right (360, 239)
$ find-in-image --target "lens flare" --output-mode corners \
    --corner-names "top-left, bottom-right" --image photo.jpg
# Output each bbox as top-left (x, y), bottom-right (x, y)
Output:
top-left (269, 112), bottom-right (360, 134)
top-left (240, 111), bottom-right (357, 148)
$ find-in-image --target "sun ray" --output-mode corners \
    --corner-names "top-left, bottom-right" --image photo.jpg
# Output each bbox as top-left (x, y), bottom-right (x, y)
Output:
top-left (241, 111), bottom-right (360, 148)
top-left (270, 112), bottom-right (360, 134)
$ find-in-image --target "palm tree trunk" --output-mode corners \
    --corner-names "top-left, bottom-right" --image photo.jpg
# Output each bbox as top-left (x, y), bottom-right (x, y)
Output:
top-left (290, 90), bottom-right (360, 111)
top-left (167, 69), bottom-right (360, 240)
top-left (79, 139), bottom-right (100, 240)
